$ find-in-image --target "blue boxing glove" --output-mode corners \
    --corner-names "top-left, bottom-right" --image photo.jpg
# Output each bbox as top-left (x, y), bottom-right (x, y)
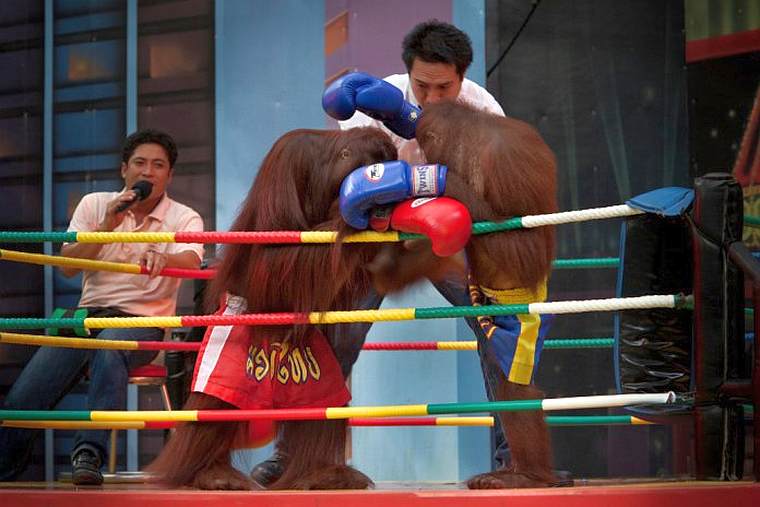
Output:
top-left (339, 161), bottom-right (447, 229)
top-left (322, 72), bottom-right (421, 139)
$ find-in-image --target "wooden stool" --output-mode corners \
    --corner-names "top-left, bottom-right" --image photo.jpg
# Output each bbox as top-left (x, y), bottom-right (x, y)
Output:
top-left (108, 364), bottom-right (172, 475)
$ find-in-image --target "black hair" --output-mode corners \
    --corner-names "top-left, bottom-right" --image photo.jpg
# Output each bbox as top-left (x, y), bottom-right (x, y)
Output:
top-left (402, 20), bottom-right (473, 77)
top-left (121, 128), bottom-right (178, 167)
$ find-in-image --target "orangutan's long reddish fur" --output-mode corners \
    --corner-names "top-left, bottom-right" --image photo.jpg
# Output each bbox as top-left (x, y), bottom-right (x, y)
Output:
top-left (149, 102), bottom-right (560, 490)
top-left (371, 101), bottom-right (560, 488)
top-left (147, 127), bottom-right (397, 490)
top-left (425, 102), bottom-right (558, 488)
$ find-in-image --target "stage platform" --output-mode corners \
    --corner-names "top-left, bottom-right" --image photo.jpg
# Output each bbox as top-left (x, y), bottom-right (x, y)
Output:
top-left (2, 479), bottom-right (759, 507)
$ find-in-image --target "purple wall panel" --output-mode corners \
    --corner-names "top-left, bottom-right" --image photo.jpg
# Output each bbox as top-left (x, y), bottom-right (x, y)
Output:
top-left (325, 0), bottom-right (451, 80)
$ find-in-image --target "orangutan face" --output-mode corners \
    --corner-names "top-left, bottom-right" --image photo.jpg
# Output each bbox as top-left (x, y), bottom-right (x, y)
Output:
top-left (312, 128), bottom-right (398, 227)
top-left (331, 128), bottom-right (398, 183)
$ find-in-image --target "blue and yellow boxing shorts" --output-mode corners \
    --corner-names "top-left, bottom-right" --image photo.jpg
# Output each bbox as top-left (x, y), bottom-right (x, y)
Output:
top-left (468, 276), bottom-right (552, 385)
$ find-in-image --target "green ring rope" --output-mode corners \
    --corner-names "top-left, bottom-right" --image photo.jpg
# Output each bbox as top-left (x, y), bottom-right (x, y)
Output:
top-left (744, 215), bottom-right (760, 228)
top-left (544, 338), bottom-right (613, 349)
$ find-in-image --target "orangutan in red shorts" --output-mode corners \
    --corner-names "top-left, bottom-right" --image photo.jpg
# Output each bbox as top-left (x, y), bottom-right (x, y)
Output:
top-left (147, 127), bottom-right (397, 489)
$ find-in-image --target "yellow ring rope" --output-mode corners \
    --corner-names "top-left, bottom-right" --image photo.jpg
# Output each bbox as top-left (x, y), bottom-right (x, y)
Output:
top-left (437, 341), bottom-right (478, 350)
top-left (308, 308), bottom-right (416, 324)
top-left (0, 332), bottom-right (140, 350)
top-left (326, 404), bottom-right (429, 419)
top-left (83, 316), bottom-right (183, 329)
top-left (0, 248), bottom-right (141, 274)
top-left (76, 231), bottom-right (176, 243)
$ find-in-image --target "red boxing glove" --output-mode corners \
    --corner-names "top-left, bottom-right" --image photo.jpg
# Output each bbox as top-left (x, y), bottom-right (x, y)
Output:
top-left (390, 197), bottom-right (472, 257)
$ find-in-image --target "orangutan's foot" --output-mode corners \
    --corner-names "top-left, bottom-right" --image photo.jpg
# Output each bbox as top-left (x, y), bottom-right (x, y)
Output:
top-left (192, 463), bottom-right (261, 490)
top-left (466, 468), bottom-right (566, 489)
top-left (285, 464), bottom-right (374, 490)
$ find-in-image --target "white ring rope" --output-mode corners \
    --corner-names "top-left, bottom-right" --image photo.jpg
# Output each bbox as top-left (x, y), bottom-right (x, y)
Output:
top-left (541, 392), bottom-right (677, 411)
top-left (521, 204), bottom-right (644, 228)
top-left (528, 295), bottom-right (680, 315)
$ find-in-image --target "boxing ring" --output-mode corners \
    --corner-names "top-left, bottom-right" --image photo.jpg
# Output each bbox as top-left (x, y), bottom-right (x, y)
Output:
top-left (2, 480), bottom-right (758, 507)
top-left (0, 173), bottom-right (759, 505)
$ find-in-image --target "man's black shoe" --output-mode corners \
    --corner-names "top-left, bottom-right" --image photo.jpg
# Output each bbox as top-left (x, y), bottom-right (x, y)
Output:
top-left (551, 469), bottom-right (574, 487)
top-left (250, 453), bottom-right (286, 488)
top-left (71, 449), bottom-right (103, 486)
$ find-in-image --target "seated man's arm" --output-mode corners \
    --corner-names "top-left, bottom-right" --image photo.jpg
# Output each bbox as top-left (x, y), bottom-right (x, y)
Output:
top-left (164, 249), bottom-right (202, 269)
top-left (60, 194), bottom-right (113, 277)
top-left (59, 243), bottom-right (106, 277)
top-left (61, 241), bottom-right (202, 279)
top-left (140, 212), bottom-right (204, 278)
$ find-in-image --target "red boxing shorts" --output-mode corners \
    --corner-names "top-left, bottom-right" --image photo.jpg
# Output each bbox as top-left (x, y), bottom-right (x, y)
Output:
top-left (192, 295), bottom-right (351, 446)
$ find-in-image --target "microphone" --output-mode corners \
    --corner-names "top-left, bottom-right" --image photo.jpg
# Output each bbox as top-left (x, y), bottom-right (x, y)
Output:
top-left (116, 180), bottom-right (153, 213)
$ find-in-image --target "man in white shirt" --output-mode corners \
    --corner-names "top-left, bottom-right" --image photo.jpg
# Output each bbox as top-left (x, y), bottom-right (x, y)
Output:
top-left (338, 20), bottom-right (504, 164)
top-left (336, 20), bottom-right (511, 472)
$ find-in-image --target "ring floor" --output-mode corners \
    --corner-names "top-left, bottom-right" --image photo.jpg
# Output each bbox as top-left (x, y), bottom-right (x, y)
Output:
top-left (2, 479), bottom-right (760, 507)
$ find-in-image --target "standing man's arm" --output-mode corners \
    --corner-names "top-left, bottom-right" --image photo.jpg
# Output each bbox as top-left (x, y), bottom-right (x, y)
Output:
top-left (338, 110), bottom-right (381, 131)
top-left (462, 79), bottom-right (506, 117)
top-left (326, 73), bottom-right (416, 138)
top-left (478, 88), bottom-right (505, 117)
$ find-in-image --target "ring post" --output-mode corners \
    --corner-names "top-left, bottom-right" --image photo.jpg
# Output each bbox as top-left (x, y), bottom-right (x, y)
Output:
top-left (691, 173), bottom-right (746, 480)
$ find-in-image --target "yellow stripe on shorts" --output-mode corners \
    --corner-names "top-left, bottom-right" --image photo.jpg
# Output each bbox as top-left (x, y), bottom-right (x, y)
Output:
top-left (507, 314), bottom-right (541, 385)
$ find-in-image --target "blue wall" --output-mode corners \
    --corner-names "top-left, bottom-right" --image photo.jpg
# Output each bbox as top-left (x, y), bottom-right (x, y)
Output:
top-left (215, 0), bottom-right (325, 232)
top-left (452, 0), bottom-right (491, 479)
